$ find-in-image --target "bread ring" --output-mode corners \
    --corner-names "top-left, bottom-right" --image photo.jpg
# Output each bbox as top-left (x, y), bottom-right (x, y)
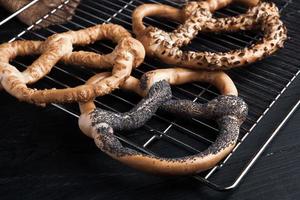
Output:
top-left (0, 24), bottom-right (145, 105)
top-left (132, 0), bottom-right (287, 70)
top-left (78, 69), bottom-right (248, 175)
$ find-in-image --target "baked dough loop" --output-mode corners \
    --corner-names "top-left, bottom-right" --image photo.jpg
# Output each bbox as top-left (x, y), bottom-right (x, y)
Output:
top-left (79, 68), bottom-right (248, 175)
top-left (0, 24), bottom-right (145, 105)
top-left (132, 0), bottom-right (287, 70)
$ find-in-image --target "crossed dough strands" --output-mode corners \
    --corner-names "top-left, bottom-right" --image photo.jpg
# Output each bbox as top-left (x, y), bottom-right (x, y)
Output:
top-left (0, 22), bottom-right (248, 174)
top-left (132, 0), bottom-right (287, 70)
top-left (0, 24), bottom-right (145, 105)
top-left (78, 68), bottom-right (248, 175)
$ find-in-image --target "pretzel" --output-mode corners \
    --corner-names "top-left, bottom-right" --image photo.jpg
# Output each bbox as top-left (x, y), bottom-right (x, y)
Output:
top-left (78, 68), bottom-right (248, 175)
top-left (132, 0), bottom-right (287, 70)
top-left (0, 24), bottom-right (145, 105)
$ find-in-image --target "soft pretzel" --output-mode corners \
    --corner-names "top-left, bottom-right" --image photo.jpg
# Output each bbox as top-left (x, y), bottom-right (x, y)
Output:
top-left (0, 24), bottom-right (145, 105)
top-left (132, 0), bottom-right (287, 70)
top-left (78, 68), bottom-right (248, 175)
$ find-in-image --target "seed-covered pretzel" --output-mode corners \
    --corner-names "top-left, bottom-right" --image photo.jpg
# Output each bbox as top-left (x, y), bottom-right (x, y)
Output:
top-left (79, 68), bottom-right (248, 175)
top-left (0, 24), bottom-right (145, 105)
top-left (132, 0), bottom-right (287, 70)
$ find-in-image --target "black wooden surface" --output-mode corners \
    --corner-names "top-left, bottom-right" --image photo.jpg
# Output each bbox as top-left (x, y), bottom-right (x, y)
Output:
top-left (0, 1), bottom-right (300, 200)
top-left (0, 77), bottom-right (299, 200)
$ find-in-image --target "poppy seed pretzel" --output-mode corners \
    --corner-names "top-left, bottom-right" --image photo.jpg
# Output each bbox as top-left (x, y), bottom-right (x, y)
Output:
top-left (79, 68), bottom-right (248, 175)
top-left (0, 24), bottom-right (145, 105)
top-left (132, 0), bottom-right (287, 70)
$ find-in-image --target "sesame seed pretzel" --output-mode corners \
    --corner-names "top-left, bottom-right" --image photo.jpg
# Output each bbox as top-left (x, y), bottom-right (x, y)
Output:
top-left (132, 0), bottom-right (287, 70)
top-left (0, 24), bottom-right (145, 105)
top-left (78, 68), bottom-right (248, 175)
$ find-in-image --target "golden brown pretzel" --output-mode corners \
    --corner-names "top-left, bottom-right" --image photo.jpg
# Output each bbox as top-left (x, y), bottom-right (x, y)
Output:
top-left (132, 0), bottom-right (287, 70)
top-left (78, 68), bottom-right (248, 175)
top-left (0, 24), bottom-right (145, 105)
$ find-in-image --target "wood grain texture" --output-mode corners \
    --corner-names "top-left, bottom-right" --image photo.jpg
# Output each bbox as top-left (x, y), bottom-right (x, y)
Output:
top-left (0, 84), bottom-right (299, 200)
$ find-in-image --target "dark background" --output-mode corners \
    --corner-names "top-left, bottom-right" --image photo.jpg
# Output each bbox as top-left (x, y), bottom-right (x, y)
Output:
top-left (0, 79), bottom-right (299, 199)
top-left (0, 1), bottom-right (300, 200)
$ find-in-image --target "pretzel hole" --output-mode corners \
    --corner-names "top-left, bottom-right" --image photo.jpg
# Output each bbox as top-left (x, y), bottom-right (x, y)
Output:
top-left (151, 136), bottom-right (200, 158)
top-left (143, 16), bottom-right (181, 32)
top-left (181, 29), bottom-right (261, 53)
top-left (11, 54), bottom-right (109, 94)
top-left (11, 57), bottom-right (60, 90)
top-left (10, 55), bottom-right (38, 70)
top-left (148, 125), bottom-right (217, 158)
top-left (213, 3), bottom-right (249, 18)
top-left (73, 39), bottom-right (116, 55)
top-left (151, 83), bottom-right (221, 146)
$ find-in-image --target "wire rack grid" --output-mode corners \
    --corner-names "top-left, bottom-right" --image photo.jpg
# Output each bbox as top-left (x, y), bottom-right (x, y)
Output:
top-left (1, 0), bottom-right (299, 191)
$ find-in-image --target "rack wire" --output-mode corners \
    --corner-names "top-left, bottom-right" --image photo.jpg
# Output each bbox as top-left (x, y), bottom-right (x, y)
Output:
top-left (1, 0), bottom-right (299, 190)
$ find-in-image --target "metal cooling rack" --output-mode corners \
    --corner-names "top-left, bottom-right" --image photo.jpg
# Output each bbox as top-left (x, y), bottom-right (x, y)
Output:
top-left (1, 0), bottom-right (300, 191)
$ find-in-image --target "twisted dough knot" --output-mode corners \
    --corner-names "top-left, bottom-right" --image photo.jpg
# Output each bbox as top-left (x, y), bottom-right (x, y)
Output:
top-left (115, 37), bottom-right (146, 68)
top-left (0, 23), bottom-right (145, 105)
top-left (78, 68), bottom-right (248, 175)
top-left (132, 0), bottom-right (287, 70)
